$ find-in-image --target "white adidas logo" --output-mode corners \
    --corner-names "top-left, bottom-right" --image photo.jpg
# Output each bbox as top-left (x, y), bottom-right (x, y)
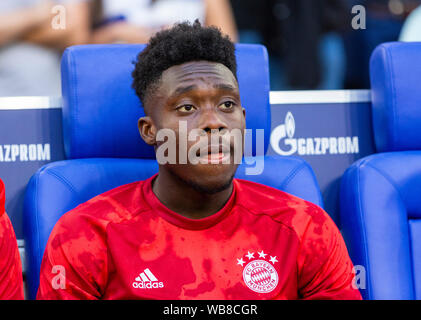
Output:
top-left (132, 268), bottom-right (164, 289)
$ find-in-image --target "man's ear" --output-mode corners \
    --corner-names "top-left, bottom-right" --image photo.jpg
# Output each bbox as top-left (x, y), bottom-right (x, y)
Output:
top-left (138, 116), bottom-right (156, 145)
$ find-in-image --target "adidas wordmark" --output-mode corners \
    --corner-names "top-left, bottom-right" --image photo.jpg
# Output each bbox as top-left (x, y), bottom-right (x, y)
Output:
top-left (132, 268), bottom-right (164, 289)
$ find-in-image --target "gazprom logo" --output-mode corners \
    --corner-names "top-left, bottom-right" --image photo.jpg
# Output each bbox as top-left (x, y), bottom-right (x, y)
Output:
top-left (270, 112), bottom-right (359, 156)
top-left (0, 143), bottom-right (51, 162)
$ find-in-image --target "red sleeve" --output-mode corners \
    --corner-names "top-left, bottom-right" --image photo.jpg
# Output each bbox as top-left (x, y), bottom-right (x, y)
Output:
top-left (297, 206), bottom-right (362, 300)
top-left (0, 179), bottom-right (24, 300)
top-left (36, 211), bottom-right (109, 300)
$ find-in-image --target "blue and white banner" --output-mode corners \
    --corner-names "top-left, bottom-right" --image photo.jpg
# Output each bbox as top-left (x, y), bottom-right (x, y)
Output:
top-left (0, 97), bottom-right (65, 240)
top-left (267, 90), bottom-right (375, 224)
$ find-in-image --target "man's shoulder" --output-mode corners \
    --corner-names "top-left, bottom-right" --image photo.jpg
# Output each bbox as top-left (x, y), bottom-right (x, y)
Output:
top-left (234, 178), bottom-right (330, 238)
top-left (55, 180), bottom-right (149, 230)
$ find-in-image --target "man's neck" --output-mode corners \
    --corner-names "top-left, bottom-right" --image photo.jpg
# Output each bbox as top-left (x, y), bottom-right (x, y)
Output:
top-left (151, 169), bottom-right (234, 220)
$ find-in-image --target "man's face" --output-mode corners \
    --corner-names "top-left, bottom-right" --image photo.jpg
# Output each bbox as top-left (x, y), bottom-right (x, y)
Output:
top-left (138, 60), bottom-right (246, 194)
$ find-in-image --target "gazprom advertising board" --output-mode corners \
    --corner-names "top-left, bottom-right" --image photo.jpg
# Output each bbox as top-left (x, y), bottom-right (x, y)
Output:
top-left (267, 90), bottom-right (375, 224)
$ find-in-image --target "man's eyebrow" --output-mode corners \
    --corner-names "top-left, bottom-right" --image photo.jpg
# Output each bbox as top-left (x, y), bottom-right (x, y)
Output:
top-left (170, 83), bottom-right (237, 98)
top-left (172, 84), bottom-right (198, 96)
top-left (213, 83), bottom-right (237, 91)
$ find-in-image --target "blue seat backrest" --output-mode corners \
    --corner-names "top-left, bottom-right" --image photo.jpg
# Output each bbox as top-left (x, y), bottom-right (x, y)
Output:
top-left (340, 42), bottom-right (421, 300)
top-left (61, 44), bottom-right (271, 159)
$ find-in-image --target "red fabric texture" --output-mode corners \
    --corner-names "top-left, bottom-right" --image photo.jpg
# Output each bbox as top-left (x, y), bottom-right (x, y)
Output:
top-left (0, 178), bottom-right (24, 300)
top-left (37, 174), bottom-right (362, 300)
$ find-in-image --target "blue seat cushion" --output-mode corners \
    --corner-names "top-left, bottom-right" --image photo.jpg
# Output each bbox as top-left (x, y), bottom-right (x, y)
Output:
top-left (340, 151), bottom-right (421, 299)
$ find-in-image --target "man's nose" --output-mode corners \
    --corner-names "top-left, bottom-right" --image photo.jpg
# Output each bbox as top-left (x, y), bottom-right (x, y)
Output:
top-left (199, 107), bottom-right (228, 134)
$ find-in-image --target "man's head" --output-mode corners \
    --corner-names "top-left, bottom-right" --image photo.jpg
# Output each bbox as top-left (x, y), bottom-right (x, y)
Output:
top-left (132, 21), bottom-right (245, 194)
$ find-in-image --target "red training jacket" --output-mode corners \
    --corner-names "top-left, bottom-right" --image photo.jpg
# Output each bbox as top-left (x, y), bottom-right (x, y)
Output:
top-left (0, 178), bottom-right (24, 300)
top-left (37, 174), bottom-right (362, 300)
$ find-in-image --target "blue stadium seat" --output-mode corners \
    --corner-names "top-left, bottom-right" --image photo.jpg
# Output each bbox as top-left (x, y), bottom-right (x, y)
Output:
top-left (23, 44), bottom-right (323, 299)
top-left (340, 42), bottom-right (421, 300)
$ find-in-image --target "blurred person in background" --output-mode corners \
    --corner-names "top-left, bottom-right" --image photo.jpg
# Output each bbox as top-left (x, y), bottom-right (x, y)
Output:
top-left (399, 5), bottom-right (421, 42)
top-left (400, 3), bottom-right (421, 40)
top-left (89, 0), bottom-right (237, 44)
top-left (231, 0), bottom-right (350, 90)
top-left (343, 0), bottom-right (421, 89)
top-left (0, 0), bottom-right (91, 96)
top-left (0, 178), bottom-right (24, 300)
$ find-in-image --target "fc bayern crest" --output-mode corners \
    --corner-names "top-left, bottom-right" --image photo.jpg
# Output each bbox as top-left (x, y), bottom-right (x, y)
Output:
top-left (237, 250), bottom-right (279, 293)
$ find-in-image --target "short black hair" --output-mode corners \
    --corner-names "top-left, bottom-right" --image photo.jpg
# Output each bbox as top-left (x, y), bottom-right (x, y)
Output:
top-left (131, 20), bottom-right (237, 106)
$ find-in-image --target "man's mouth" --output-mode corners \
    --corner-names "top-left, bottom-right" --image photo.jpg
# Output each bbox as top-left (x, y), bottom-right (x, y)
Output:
top-left (197, 144), bottom-right (231, 163)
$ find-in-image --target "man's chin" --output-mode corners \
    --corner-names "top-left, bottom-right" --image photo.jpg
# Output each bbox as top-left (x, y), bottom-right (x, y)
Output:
top-left (186, 175), bottom-right (235, 195)
top-left (168, 165), bottom-right (236, 195)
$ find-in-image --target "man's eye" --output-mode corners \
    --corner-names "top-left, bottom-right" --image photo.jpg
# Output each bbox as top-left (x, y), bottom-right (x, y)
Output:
top-left (177, 105), bottom-right (196, 112)
top-left (219, 101), bottom-right (235, 110)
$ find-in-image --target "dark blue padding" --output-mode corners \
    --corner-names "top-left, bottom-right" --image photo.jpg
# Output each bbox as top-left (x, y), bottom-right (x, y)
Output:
top-left (340, 151), bottom-right (421, 300)
top-left (370, 42), bottom-right (421, 152)
top-left (61, 44), bottom-right (270, 159)
top-left (23, 156), bottom-right (322, 299)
